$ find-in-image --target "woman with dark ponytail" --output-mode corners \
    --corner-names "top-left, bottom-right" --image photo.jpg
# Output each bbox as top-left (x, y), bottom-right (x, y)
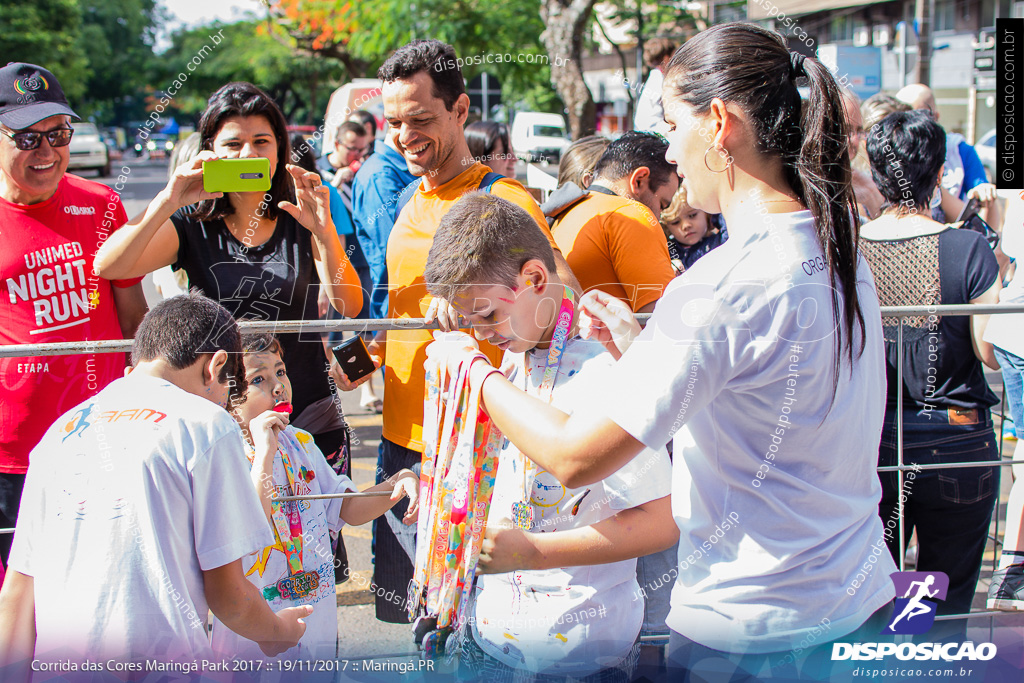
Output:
top-left (427, 22), bottom-right (896, 679)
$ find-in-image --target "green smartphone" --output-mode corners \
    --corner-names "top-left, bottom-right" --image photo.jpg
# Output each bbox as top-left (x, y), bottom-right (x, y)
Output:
top-left (202, 158), bottom-right (272, 193)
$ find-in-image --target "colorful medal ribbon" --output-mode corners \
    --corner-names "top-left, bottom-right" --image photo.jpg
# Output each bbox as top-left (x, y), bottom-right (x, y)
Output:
top-left (272, 436), bottom-right (305, 576)
top-left (244, 429), bottom-right (304, 578)
top-left (515, 286), bottom-right (575, 530)
top-left (409, 349), bottom-right (503, 656)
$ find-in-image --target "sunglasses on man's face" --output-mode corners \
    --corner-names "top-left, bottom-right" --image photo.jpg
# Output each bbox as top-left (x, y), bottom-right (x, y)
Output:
top-left (0, 127), bottom-right (74, 151)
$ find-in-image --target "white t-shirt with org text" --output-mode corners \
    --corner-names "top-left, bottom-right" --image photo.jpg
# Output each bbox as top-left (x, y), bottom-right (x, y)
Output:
top-left (212, 425), bottom-right (356, 660)
top-left (9, 374), bottom-right (275, 664)
top-left (471, 338), bottom-right (672, 676)
top-left (600, 210), bottom-right (897, 653)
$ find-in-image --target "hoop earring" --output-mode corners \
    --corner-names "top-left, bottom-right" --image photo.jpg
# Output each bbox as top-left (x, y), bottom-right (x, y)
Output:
top-left (704, 145), bottom-right (732, 174)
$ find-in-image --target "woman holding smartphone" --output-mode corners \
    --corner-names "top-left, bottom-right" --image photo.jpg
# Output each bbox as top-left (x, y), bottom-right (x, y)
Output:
top-left (429, 22), bottom-right (897, 679)
top-left (95, 81), bottom-right (367, 473)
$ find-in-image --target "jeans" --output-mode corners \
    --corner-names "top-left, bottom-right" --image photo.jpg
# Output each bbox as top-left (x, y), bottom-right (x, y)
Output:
top-left (372, 437), bottom-right (420, 623)
top-left (878, 407), bottom-right (999, 615)
top-left (0, 473), bottom-right (26, 567)
top-left (666, 603), bottom-right (892, 682)
top-left (995, 346), bottom-right (1024, 437)
top-left (636, 543), bottom-right (677, 638)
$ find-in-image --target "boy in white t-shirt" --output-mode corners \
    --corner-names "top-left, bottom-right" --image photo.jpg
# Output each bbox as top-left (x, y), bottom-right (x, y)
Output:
top-left (213, 333), bottom-right (419, 660)
top-left (0, 293), bottom-right (309, 679)
top-left (423, 192), bottom-right (677, 682)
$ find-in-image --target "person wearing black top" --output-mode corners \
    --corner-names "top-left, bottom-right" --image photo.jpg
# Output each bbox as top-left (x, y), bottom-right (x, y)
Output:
top-left (94, 82), bottom-right (368, 468)
top-left (860, 110), bottom-right (1002, 619)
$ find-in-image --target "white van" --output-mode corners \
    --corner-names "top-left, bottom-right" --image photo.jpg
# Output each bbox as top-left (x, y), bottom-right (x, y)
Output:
top-left (511, 112), bottom-right (570, 164)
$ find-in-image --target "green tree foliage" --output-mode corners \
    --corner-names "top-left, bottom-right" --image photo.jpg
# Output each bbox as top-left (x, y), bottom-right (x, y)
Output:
top-left (0, 0), bottom-right (90, 104)
top-left (598, 0), bottom-right (698, 81)
top-left (0, 0), bottom-right (165, 124)
top-left (75, 0), bottom-right (164, 122)
top-left (156, 20), bottom-right (346, 125)
top-left (268, 0), bottom-right (564, 115)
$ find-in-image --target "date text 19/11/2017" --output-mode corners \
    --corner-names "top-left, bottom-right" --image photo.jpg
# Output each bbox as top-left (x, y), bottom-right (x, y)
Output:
top-left (239, 659), bottom-right (437, 674)
top-left (30, 659), bottom-right (437, 675)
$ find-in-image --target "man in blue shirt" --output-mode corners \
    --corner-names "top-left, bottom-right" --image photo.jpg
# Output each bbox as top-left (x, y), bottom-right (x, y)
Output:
top-left (352, 134), bottom-right (416, 321)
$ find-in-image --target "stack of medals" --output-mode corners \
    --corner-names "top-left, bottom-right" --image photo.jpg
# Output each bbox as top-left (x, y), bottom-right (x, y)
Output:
top-left (408, 355), bottom-right (503, 660)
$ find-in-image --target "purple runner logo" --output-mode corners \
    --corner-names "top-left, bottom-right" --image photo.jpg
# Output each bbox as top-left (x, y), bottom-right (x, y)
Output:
top-left (882, 571), bottom-right (949, 635)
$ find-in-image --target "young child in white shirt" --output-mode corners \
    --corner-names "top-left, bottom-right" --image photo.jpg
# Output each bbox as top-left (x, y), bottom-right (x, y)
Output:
top-left (423, 192), bottom-right (678, 681)
top-left (212, 333), bottom-right (419, 661)
top-left (0, 293), bottom-right (310, 677)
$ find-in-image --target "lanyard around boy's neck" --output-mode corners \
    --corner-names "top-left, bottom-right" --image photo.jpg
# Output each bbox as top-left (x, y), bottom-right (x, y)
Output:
top-left (534, 286), bottom-right (577, 402)
top-left (513, 286), bottom-right (575, 531)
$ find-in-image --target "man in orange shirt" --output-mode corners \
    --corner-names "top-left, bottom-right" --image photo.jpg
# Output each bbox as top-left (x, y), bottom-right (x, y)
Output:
top-left (367, 39), bottom-right (578, 623)
top-left (550, 132), bottom-right (677, 313)
top-left (589, 131), bottom-right (680, 220)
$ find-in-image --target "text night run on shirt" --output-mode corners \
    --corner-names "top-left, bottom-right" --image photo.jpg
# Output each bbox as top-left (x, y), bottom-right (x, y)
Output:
top-left (7, 242), bottom-right (90, 328)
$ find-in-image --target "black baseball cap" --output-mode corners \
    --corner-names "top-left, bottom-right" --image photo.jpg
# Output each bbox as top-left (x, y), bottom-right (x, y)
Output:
top-left (0, 62), bottom-right (79, 130)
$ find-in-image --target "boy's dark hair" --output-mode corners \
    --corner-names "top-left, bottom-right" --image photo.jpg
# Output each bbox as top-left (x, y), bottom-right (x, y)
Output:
top-left (336, 120), bottom-right (368, 140)
top-left (240, 333), bottom-right (285, 359)
top-left (194, 81), bottom-right (293, 222)
top-left (425, 192), bottom-right (556, 303)
top-left (593, 130), bottom-right (675, 191)
top-left (866, 110), bottom-right (946, 214)
top-left (132, 291), bottom-right (245, 397)
top-left (378, 40), bottom-right (464, 111)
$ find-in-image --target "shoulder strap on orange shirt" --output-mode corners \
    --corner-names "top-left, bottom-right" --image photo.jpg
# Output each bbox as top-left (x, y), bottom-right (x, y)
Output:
top-left (393, 172), bottom-right (504, 219)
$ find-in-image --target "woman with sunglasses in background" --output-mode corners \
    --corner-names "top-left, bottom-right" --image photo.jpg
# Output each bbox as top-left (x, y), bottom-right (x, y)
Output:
top-left (860, 109), bottom-right (1002, 629)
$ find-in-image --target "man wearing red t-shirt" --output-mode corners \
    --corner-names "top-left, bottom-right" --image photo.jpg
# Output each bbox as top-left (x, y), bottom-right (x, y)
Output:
top-left (0, 63), bottom-right (147, 566)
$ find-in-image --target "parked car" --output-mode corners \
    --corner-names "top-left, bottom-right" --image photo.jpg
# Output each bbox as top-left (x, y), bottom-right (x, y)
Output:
top-left (975, 128), bottom-right (996, 182)
top-left (511, 112), bottom-right (570, 164)
top-left (67, 122), bottom-right (110, 176)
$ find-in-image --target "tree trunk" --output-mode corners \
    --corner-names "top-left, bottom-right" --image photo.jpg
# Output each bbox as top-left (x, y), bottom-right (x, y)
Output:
top-left (540, 0), bottom-right (598, 139)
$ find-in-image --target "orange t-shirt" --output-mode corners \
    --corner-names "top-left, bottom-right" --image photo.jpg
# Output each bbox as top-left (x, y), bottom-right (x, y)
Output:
top-left (551, 192), bottom-right (673, 312)
top-left (383, 163), bottom-right (561, 452)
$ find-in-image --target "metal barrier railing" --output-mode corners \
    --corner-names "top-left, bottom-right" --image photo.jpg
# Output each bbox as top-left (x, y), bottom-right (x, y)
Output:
top-left (2, 303), bottom-right (1024, 634)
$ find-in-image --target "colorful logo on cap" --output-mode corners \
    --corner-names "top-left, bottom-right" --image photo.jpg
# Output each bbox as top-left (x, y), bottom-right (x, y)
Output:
top-left (882, 571), bottom-right (949, 635)
top-left (14, 76), bottom-right (48, 94)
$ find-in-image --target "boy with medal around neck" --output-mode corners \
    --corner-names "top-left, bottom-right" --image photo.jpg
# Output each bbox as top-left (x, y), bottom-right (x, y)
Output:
top-left (213, 333), bottom-right (419, 660)
top-left (424, 192), bottom-right (677, 681)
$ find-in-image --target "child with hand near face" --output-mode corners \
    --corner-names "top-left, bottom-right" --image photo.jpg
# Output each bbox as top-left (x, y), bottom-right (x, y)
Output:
top-left (212, 333), bottom-right (418, 661)
top-left (423, 193), bottom-right (676, 681)
top-left (660, 185), bottom-right (727, 274)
